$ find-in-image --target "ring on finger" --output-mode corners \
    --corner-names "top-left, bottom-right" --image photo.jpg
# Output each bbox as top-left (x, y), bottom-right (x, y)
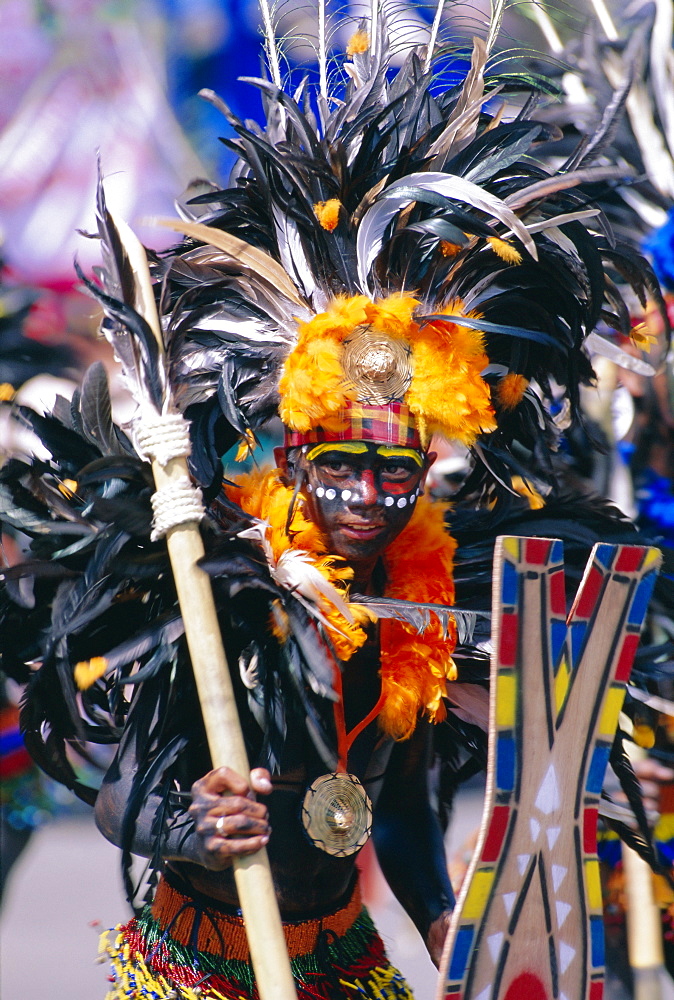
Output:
top-left (215, 816), bottom-right (226, 834)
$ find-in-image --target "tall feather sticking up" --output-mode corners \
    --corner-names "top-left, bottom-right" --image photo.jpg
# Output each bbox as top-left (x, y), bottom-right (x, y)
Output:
top-left (81, 171), bottom-right (166, 414)
top-left (424, 0), bottom-right (447, 73)
top-left (258, 0), bottom-right (283, 89)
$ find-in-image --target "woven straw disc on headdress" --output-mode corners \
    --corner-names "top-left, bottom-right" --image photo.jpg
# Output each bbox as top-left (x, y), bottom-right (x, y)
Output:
top-left (342, 326), bottom-right (413, 404)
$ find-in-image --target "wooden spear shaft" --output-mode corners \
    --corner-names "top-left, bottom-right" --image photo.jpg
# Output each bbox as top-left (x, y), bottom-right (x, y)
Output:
top-left (622, 842), bottom-right (669, 1000)
top-left (154, 460), bottom-right (297, 1000)
top-left (117, 213), bottom-right (297, 1000)
top-left (623, 743), bottom-right (672, 1000)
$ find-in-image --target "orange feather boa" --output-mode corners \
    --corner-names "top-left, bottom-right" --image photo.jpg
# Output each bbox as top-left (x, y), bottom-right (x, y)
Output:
top-left (226, 469), bottom-right (457, 740)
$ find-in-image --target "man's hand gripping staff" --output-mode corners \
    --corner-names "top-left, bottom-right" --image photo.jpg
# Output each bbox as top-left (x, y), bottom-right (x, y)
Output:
top-left (189, 767), bottom-right (273, 868)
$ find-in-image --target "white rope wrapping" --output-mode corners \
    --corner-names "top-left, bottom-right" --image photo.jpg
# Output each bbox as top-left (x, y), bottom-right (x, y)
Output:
top-left (134, 412), bottom-right (192, 466)
top-left (150, 477), bottom-right (204, 541)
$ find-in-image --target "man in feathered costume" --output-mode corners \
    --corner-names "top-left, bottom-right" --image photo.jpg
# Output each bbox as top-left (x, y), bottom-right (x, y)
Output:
top-left (95, 350), bottom-right (466, 998)
top-left (1, 4), bottom-right (672, 999)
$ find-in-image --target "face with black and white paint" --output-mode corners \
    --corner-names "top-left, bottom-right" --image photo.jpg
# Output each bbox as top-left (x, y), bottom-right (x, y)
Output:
top-left (276, 442), bottom-right (435, 580)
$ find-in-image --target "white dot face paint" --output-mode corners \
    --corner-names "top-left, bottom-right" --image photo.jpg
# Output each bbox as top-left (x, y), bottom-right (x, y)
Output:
top-left (306, 483), bottom-right (313, 492)
top-left (298, 440), bottom-right (428, 563)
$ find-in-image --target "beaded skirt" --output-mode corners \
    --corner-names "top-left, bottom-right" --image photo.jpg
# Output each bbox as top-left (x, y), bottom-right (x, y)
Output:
top-left (101, 873), bottom-right (415, 999)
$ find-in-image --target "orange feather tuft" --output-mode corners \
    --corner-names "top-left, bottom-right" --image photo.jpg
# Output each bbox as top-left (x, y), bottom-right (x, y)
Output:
top-left (313, 199), bottom-right (342, 231)
top-left (378, 496), bottom-right (457, 737)
top-left (346, 30), bottom-right (369, 55)
top-left (406, 311), bottom-right (496, 447)
top-left (487, 236), bottom-right (522, 264)
top-left (497, 372), bottom-right (529, 410)
top-left (74, 656), bottom-right (108, 690)
top-left (439, 241), bottom-right (462, 258)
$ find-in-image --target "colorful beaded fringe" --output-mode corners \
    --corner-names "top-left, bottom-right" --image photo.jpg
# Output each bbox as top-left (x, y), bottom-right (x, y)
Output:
top-left (101, 884), bottom-right (414, 999)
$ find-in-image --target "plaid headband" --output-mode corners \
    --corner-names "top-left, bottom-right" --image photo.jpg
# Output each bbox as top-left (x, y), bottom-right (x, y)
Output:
top-left (284, 400), bottom-right (422, 449)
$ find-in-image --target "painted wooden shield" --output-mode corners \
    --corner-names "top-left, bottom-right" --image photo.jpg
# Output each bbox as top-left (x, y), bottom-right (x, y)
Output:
top-left (437, 536), bottom-right (661, 1000)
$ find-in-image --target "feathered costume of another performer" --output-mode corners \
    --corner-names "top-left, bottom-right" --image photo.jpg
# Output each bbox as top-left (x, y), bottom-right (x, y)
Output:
top-left (0, 264), bottom-right (82, 900)
top-left (509, 2), bottom-right (674, 986)
top-left (1, 3), bottom-right (672, 998)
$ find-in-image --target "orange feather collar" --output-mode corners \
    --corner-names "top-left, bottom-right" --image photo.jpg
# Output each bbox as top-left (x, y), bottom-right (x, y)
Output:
top-left (226, 469), bottom-right (457, 741)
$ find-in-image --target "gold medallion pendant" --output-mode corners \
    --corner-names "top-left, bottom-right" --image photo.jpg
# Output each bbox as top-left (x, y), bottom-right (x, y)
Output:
top-left (301, 773), bottom-right (373, 856)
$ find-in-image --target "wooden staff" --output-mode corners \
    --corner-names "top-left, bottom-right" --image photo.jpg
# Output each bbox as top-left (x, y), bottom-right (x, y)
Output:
top-left (622, 843), bottom-right (671, 1000)
top-left (116, 214), bottom-right (297, 1000)
top-left (623, 744), bottom-right (673, 1000)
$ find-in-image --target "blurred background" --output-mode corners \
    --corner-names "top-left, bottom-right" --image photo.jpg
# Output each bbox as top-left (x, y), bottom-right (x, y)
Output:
top-left (0, 1), bottom-right (672, 998)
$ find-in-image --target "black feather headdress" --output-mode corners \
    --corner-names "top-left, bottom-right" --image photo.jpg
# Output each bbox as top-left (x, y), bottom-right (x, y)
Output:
top-left (106, 2), bottom-right (666, 505)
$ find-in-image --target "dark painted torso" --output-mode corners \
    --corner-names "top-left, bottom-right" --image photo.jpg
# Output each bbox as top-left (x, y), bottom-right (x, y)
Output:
top-left (170, 632), bottom-right (394, 915)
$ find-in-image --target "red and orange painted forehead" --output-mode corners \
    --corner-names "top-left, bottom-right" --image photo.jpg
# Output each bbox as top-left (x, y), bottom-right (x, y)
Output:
top-left (283, 400), bottom-right (422, 450)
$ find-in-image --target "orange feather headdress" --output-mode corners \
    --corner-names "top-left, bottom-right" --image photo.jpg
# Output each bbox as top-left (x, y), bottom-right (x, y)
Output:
top-left (278, 292), bottom-right (496, 450)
